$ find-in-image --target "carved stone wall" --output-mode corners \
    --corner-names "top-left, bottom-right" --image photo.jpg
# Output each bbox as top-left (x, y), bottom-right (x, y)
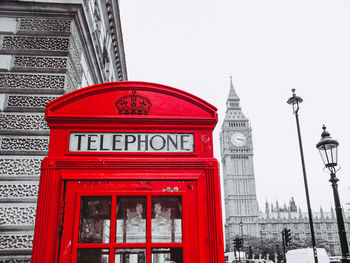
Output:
top-left (0, 73), bottom-right (66, 92)
top-left (0, 183), bottom-right (39, 199)
top-left (18, 18), bottom-right (72, 33)
top-left (13, 56), bottom-right (67, 69)
top-left (0, 137), bottom-right (49, 152)
top-left (0, 114), bottom-right (48, 131)
top-left (5, 95), bottom-right (57, 111)
top-left (0, 1), bottom-right (127, 260)
top-left (67, 58), bottom-right (82, 86)
top-left (70, 22), bottom-right (83, 54)
top-left (64, 75), bottom-right (74, 93)
top-left (70, 22), bottom-right (82, 61)
top-left (0, 257), bottom-right (31, 263)
top-left (0, 157), bottom-right (42, 177)
top-left (0, 205), bottom-right (36, 226)
top-left (1, 36), bottom-right (70, 51)
top-left (0, 14), bottom-right (72, 260)
top-left (0, 13), bottom-right (75, 260)
top-left (0, 233), bottom-right (34, 250)
top-left (69, 24), bottom-right (83, 90)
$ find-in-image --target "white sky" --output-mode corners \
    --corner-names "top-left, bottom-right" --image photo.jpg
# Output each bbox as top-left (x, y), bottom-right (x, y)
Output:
top-left (119, 0), bottom-right (350, 213)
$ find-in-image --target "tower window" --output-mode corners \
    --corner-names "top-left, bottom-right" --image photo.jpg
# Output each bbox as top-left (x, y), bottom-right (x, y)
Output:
top-left (229, 102), bottom-right (239, 108)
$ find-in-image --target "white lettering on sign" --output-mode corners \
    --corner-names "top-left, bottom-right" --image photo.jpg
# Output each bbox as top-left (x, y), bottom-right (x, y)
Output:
top-left (69, 133), bottom-right (194, 152)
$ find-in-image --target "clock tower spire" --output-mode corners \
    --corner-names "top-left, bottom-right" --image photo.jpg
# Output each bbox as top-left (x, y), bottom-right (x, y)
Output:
top-left (227, 75), bottom-right (240, 105)
top-left (220, 78), bottom-right (259, 251)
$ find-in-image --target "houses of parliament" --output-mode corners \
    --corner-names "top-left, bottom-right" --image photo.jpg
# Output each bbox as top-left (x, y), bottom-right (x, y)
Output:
top-left (220, 78), bottom-right (350, 256)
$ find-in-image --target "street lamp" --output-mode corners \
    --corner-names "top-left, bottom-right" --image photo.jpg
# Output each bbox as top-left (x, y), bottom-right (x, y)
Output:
top-left (316, 125), bottom-right (350, 263)
top-left (239, 221), bottom-right (243, 260)
top-left (287, 89), bottom-right (319, 263)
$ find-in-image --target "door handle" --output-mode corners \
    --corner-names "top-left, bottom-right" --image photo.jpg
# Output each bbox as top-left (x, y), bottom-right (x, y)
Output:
top-left (162, 187), bottom-right (179, 192)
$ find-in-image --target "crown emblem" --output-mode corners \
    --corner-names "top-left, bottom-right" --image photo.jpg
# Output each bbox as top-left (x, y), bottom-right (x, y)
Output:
top-left (115, 91), bottom-right (152, 115)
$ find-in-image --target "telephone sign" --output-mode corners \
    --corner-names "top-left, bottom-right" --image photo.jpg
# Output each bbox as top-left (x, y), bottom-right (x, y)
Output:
top-left (69, 132), bottom-right (194, 152)
top-left (31, 81), bottom-right (225, 263)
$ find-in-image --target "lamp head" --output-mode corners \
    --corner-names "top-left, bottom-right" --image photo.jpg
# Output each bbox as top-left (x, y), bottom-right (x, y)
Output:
top-left (316, 125), bottom-right (339, 173)
top-left (287, 89), bottom-right (303, 114)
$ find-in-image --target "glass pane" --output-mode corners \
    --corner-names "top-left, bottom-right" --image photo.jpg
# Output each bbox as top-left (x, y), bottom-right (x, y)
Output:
top-left (77, 248), bottom-right (109, 263)
top-left (152, 197), bottom-right (182, 243)
top-left (115, 248), bottom-right (146, 263)
top-left (151, 248), bottom-right (183, 263)
top-left (79, 196), bottom-right (111, 243)
top-left (116, 197), bottom-right (146, 243)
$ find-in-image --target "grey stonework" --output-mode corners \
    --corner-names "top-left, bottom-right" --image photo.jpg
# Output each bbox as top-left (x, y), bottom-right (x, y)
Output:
top-left (0, 0), bottom-right (127, 260)
top-left (4, 95), bottom-right (58, 112)
top-left (0, 136), bottom-right (49, 153)
top-left (1, 35), bottom-right (70, 51)
top-left (0, 157), bottom-right (42, 178)
top-left (0, 204), bottom-right (36, 227)
top-left (0, 232), bottom-right (34, 250)
top-left (0, 182), bottom-right (39, 200)
top-left (0, 113), bottom-right (49, 132)
top-left (0, 257), bottom-right (31, 263)
top-left (13, 56), bottom-right (68, 69)
top-left (0, 73), bottom-right (66, 93)
top-left (260, 200), bottom-right (350, 256)
top-left (18, 18), bottom-right (72, 33)
top-left (220, 78), bottom-right (260, 250)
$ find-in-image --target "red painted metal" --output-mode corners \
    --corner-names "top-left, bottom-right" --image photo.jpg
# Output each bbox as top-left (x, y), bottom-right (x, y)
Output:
top-left (31, 81), bottom-right (224, 263)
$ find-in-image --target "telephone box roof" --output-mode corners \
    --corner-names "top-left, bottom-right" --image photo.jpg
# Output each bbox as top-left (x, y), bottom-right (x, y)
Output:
top-left (45, 81), bottom-right (217, 125)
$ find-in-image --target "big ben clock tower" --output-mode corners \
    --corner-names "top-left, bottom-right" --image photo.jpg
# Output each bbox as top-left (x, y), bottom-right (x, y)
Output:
top-left (220, 77), bottom-right (259, 250)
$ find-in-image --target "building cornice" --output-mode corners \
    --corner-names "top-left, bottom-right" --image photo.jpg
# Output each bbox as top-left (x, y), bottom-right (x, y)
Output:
top-left (108, 0), bottom-right (127, 80)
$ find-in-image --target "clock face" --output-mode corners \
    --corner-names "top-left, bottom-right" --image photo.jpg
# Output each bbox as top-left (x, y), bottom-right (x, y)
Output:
top-left (231, 132), bottom-right (247, 147)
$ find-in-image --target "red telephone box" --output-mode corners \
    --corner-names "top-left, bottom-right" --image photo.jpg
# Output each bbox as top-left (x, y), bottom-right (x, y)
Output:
top-left (31, 81), bottom-right (224, 263)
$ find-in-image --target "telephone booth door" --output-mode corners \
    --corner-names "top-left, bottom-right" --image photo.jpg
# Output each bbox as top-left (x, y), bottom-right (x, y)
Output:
top-left (59, 180), bottom-right (199, 263)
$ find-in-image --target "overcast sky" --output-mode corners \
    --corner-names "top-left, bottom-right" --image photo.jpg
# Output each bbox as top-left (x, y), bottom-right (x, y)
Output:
top-left (119, 0), bottom-right (350, 213)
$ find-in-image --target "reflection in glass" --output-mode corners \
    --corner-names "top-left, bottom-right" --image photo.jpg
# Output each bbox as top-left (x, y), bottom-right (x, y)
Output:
top-left (115, 248), bottom-right (146, 263)
top-left (79, 196), bottom-right (111, 243)
top-left (151, 248), bottom-right (183, 263)
top-left (77, 248), bottom-right (109, 263)
top-left (116, 197), bottom-right (146, 243)
top-left (152, 197), bottom-right (182, 243)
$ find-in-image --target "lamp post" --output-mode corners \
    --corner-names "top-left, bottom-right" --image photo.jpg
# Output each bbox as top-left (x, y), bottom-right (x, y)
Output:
top-left (287, 89), bottom-right (318, 263)
top-left (316, 125), bottom-right (350, 263)
top-left (240, 221), bottom-right (243, 238)
top-left (260, 230), bottom-right (263, 256)
top-left (239, 221), bottom-right (243, 261)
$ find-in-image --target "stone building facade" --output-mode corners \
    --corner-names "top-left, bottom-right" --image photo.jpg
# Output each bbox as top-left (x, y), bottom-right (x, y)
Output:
top-left (0, 0), bottom-right (127, 261)
top-left (260, 198), bottom-right (350, 256)
top-left (221, 80), bottom-right (350, 256)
